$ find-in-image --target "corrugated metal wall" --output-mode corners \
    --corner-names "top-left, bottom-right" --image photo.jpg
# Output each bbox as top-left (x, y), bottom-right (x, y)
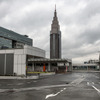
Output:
top-left (6, 54), bottom-right (13, 75)
top-left (0, 54), bottom-right (13, 75)
top-left (0, 54), bottom-right (5, 75)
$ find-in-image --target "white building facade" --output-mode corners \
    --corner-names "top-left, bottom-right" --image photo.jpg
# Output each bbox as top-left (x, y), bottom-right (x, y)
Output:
top-left (0, 45), bottom-right (45, 76)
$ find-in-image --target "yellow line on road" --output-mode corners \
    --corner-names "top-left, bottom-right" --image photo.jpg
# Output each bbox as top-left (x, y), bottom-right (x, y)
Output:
top-left (27, 72), bottom-right (52, 74)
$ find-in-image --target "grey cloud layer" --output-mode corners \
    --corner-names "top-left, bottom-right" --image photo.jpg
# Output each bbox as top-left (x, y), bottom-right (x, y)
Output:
top-left (0, 0), bottom-right (100, 61)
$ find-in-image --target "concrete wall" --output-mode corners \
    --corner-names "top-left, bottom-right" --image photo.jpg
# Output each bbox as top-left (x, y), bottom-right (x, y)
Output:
top-left (24, 45), bottom-right (45, 58)
top-left (14, 49), bottom-right (26, 75)
top-left (0, 45), bottom-right (45, 76)
top-left (0, 49), bottom-right (26, 75)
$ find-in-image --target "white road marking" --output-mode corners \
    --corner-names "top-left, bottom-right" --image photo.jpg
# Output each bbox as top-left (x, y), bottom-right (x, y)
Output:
top-left (0, 84), bottom-right (68, 93)
top-left (35, 84), bottom-right (68, 90)
top-left (92, 82), bottom-right (94, 85)
top-left (45, 88), bottom-right (66, 99)
top-left (71, 77), bottom-right (85, 86)
top-left (87, 81), bottom-right (100, 94)
top-left (60, 90), bottom-right (63, 92)
top-left (0, 89), bottom-right (9, 93)
top-left (92, 85), bottom-right (100, 93)
top-left (87, 82), bottom-right (89, 86)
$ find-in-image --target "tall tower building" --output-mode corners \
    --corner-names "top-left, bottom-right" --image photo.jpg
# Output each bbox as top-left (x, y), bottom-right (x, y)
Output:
top-left (50, 6), bottom-right (61, 59)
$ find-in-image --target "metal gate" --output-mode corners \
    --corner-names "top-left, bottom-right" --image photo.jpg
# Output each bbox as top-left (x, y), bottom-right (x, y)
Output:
top-left (0, 54), bottom-right (14, 75)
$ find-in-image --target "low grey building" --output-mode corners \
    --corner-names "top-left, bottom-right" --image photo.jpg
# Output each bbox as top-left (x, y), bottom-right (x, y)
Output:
top-left (0, 45), bottom-right (45, 76)
top-left (72, 63), bottom-right (99, 71)
top-left (28, 58), bottom-right (72, 73)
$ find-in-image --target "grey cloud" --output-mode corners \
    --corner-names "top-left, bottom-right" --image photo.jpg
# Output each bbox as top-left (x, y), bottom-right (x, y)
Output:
top-left (0, 0), bottom-right (100, 61)
top-left (73, 0), bottom-right (100, 24)
top-left (78, 26), bottom-right (100, 44)
top-left (59, 0), bottom-right (100, 59)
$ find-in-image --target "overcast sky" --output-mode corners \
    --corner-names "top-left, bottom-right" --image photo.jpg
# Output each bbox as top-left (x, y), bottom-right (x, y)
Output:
top-left (0, 0), bottom-right (100, 63)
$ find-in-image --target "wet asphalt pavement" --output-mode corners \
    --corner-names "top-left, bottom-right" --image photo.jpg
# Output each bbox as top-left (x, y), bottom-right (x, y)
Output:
top-left (0, 72), bottom-right (100, 100)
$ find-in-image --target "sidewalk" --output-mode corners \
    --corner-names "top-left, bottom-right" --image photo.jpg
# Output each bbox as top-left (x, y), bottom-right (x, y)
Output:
top-left (0, 72), bottom-right (55, 79)
top-left (72, 70), bottom-right (100, 73)
top-left (0, 76), bottom-right (39, 79)
top-left (40, 72), bottom-right (55, 76)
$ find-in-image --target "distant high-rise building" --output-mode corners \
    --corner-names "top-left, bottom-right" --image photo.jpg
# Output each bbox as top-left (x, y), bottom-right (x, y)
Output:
top-left (50, 6), bottom-right (61, 59)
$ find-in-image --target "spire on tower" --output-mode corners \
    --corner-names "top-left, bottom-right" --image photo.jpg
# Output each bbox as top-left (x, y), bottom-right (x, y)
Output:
top-left (55, 4), bottom-right (56, 11)
top-left (54, 4), bottom-right (57, 17)
top-left (50, 5), bottom-right (60, 33)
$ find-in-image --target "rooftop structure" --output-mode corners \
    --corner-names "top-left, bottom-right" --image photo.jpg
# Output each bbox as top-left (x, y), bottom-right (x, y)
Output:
top-left (0, 26), bottom-right (32, 49)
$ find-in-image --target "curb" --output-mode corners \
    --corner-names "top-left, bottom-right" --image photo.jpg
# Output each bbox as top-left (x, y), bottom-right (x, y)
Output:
top-left (0, 76), bottom-right (39, 80)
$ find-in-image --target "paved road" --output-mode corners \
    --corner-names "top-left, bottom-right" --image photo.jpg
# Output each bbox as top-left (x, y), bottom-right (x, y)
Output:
top-left (0, 72), bottom-right (100, 100)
